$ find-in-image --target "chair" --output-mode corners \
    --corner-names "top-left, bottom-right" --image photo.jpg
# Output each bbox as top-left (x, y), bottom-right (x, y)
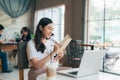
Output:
top-left (63, 40), bottom-right (84, 68)
top-left (17, 42), bottom-right (29, 80)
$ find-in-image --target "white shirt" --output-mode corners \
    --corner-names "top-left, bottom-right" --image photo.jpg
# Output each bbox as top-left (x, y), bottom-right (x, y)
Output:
top-left (27, 39), bottom-right (55, 67)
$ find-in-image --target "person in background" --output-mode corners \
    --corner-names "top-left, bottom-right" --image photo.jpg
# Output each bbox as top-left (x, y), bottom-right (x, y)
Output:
top-left (27, 17), bottom-right (64, 80)
top-left (14, 27), bottom-right (32, 68)
top-left (0, 24), bottom-right (12, 73)
top-left (20, 27), bottom-right (31, 42)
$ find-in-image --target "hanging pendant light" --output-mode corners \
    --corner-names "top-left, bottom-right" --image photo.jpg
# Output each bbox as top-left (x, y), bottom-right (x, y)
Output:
top-left (0, 0), bottom-right (31, 18)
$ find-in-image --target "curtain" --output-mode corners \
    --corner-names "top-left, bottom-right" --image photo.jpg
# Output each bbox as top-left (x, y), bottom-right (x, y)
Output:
top-left (0, 0), bottom-right (31, 18)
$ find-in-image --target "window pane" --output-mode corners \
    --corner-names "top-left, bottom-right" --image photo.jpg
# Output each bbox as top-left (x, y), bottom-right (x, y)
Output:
top-left (105, 0), bottom-right (120, 19)
top-left (35, 5), bottom-right (65, 42)
top-left (52, 8), bottom-right (61, 24)
top-left (88, 21), bottom-right (104, 44)
top-left (87, 0), bottom-right (120, 74)
top-left (88, 0), bottom-right (104, 20)
top-left (44, 9), bottom-right (52, 19)
top-left (105, 20), bottom-right (120, 46)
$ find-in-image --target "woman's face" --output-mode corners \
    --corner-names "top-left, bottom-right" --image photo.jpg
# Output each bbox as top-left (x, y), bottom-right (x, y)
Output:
top-left (22, 31), bottom-right (28, 36)
top-left (41, 23), bottom-right (54, 39)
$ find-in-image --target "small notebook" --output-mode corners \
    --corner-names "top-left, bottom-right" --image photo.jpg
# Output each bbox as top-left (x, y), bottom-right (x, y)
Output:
top-left (57, 34), bottom-right (72, 53)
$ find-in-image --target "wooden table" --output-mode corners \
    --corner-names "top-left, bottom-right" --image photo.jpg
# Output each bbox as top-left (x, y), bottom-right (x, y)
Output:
top-left (0, 42), bottom-right (18, 51)
top-left (81, 44), bottom-right (111, 50)
top-left (80, 44), bottom-right (94, 50)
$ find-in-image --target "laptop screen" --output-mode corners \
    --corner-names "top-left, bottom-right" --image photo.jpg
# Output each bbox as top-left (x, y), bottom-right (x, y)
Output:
top-left (58, 50), bottom-right (105, 78)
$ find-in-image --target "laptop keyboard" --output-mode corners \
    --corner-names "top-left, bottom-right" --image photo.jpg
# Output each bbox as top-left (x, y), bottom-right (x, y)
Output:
top-left (68, 71), bottom-right (78, 75)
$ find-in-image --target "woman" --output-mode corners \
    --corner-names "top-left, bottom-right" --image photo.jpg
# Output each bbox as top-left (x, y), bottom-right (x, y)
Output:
top-left (20, 27), bottom-right (31, 42)
top-left (27, 17), bottom-right (64, 80)
top-left (13, 27), bottom-right (32, 68)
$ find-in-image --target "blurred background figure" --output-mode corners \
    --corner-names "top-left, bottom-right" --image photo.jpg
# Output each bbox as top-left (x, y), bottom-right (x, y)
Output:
top-left (0, 24), bottom-right (12, 73)
top-left (14, 27), bottom-right (32, 68)
top-left (20, 27), bottom-right (31, 42)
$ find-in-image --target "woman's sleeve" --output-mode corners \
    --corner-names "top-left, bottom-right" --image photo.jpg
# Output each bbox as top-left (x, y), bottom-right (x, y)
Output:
top-left (27, 40), bottom-right (38, 61)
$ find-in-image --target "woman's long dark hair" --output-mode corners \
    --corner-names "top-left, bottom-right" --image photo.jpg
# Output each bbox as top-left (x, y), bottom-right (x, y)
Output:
top-left (34, 17), bottom-right (53, 53)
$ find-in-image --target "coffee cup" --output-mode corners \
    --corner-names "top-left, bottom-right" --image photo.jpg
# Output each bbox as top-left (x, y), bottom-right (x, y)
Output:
top-left (46, 62), bottom-right (58, 80)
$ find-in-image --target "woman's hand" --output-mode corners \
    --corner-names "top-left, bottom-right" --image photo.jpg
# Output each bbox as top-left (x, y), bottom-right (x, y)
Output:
top-left (52, 43), bottom-right (60, 55)
top-left (54, 50), bottom-right (64, 61)
top-left (52, 43), bottom-right (65, 61)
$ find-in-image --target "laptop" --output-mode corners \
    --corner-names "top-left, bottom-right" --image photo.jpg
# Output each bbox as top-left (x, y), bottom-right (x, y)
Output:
top-left (57, 50), bottom-right (105, 78)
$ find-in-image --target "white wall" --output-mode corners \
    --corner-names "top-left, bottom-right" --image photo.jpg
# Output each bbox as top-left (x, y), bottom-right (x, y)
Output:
top-left (0, 8), bottom-right (32, 40)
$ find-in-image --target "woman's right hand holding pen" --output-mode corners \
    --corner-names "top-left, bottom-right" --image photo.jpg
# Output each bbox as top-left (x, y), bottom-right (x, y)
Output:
top-left (52, 43), bottom-right (65, 61)
top-left (52, 43), bottom-right (60, 55)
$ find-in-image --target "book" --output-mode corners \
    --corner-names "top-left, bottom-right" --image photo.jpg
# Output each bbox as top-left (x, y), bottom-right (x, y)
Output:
top-left (57, 34), bottom-right (72, 53)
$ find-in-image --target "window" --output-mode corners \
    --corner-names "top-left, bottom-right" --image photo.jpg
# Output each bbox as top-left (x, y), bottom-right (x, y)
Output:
top-left (86, 0), bottom-right (120, 47)
top-left (35, 5), bottom-right (65, 42)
